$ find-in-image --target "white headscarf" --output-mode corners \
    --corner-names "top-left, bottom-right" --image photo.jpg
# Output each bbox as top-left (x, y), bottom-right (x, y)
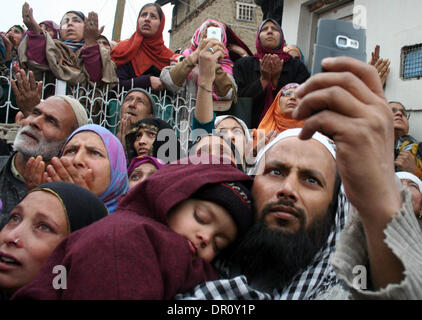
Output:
top-left (396, 171), bottom-right (422, 191)
top-left (215, 115), bottom-right (251, 143)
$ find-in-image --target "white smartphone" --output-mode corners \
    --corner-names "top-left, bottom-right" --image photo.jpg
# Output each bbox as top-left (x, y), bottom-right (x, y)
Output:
top-left (207, 27), bottom-right (222, 42)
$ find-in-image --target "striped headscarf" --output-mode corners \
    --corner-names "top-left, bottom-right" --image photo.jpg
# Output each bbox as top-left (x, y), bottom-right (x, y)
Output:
top-left (61, 124), bottom-right (129, 214)
top-left (182, 19), bottom-right (234, 101)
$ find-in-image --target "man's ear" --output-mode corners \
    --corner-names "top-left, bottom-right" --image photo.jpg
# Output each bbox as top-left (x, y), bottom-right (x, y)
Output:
top-left (15, 111), bottom-right (25, 125)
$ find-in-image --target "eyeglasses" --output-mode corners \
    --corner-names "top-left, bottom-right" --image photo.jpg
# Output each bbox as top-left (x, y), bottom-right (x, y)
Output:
top-left (391, 107), bottom-right (410, 119)
top-left (282, 90), bottom-right (296, 97)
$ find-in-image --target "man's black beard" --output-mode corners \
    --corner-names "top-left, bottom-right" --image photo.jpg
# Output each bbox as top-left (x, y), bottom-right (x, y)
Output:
top-left (224, 199), bottom-right (336, 291)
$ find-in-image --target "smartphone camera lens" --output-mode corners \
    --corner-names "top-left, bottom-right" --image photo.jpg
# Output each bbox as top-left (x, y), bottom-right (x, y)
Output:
top-left (337, 36), bottom-right (348, 47)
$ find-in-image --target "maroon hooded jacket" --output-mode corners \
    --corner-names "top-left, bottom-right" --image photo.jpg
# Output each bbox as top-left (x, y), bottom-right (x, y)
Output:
top-left (12, 158), bottom-right (252, 300)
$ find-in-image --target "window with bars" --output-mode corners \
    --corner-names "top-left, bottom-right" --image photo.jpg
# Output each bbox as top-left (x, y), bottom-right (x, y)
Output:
top-left (401, 44), bottom-right (422, 80)
top-left (236, 2), bottom-right (256, 22)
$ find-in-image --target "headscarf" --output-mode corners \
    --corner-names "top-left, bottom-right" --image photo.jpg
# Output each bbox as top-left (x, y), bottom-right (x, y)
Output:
top-left (181, 19), bottom-right (234, 100)
top-left (30, 182), bottom-right (108, 233)
top-left (224, 24), bottom-right (253, 60)
top-left (40, 20), bottom-right (60, 39)
top-left (125, 118), bottom-right (181, 164)
top-left (255, 19), bottom-right (292, 121)
top-left (61, 124), bottom-right (129, 214)
top-left (257, 83), bottom-right (305, 137)
top-left (8, 25), bottom-right (26, 34)
top-left (215, 115), bottom-right (251, 143)
top-left (110, 4), bottom-right (174, 76)
top-left (396, 171), bottom-right (422, 192)
top-left (60, 11), bottom-right (86, 50)
top-left (127, 155), bottom-right (165, 177)
top-left (254, 19), bottom-right (291, 61)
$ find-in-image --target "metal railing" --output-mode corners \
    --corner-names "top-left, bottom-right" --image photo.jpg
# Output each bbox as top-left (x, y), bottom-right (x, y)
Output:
top-left (0, 73), bottom-right (197, 153)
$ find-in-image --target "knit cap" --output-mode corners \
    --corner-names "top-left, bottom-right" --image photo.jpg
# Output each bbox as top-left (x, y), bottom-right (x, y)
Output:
top-left (193, 181), bottom-right (254, 235)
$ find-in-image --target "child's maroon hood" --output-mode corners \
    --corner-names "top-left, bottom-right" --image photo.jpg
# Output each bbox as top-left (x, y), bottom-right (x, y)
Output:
top-left (117, 155), bottom-right (253, 225)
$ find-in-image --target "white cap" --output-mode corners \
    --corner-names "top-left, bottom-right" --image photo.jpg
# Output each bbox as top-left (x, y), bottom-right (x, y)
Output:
top-left (396, 171), bottom-right (422, 192)
top-left (251, 128), bottom-right (336, 175)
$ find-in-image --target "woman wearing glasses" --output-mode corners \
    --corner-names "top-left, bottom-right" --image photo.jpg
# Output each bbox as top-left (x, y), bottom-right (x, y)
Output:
top-left (390, 101), bottom-right (422, 179)
top-left (256, 83), bottom-right (304, 136)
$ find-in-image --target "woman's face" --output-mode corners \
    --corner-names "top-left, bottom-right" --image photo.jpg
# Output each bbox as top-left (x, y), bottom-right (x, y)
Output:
top-left (259, 21), bottom-right (281, 50)
top-left (61, 131), bottom-right (111, 196)
top-left (194, 136), bottom-right (236, 166)
top-left (0, 191), bottom-right (68, 292)
top-left (6, 27), bottom-right (24, 49)
top-left (216, 118), bottom-right (246, 161)
top-left (133, 127), bottom-right (157, 157)
top-left (60, 12), bottom-right (84, 42)
top-left (401, 179), bottom-right (422, 216)
top-left (40, 23), bottom-right (56, 39)
top-left (279, 87), bottom-right (300, 118)
top-left (128, 162), bottom-right (158, 189)
top-left (138, 5), bottom-right (161, 37)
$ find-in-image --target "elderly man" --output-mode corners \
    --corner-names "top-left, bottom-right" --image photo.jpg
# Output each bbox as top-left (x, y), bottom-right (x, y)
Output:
top-left (390, 101), bottom-right (422, 178)
top-left (177, 57), bottom-right (422, 300)
top-left (0, 95), bottom-right (88, 230)
top-left (116, 88), bottom-right (155, 148)
top-left (396, 171), bottom-right (422, 223)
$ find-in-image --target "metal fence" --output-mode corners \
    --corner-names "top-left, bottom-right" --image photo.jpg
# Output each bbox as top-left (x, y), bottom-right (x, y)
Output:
top-left (0, 73), bottom-right (197, 153)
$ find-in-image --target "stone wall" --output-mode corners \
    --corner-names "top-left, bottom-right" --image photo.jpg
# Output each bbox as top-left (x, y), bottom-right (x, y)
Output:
top-left (169, 0), bottom-right (263, 54)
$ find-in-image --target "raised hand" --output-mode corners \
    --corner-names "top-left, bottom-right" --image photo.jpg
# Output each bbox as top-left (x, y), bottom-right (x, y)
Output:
top-left (11, 69), bottom-right (42, 117)
top-left (83, 12), bottom-right (104, 47)
top-left (22, 2), bottom-right (41, 33)
top-left (23, 156), bottom-right (48, 190)
top-left (45, 157), bottom-right (94, 191)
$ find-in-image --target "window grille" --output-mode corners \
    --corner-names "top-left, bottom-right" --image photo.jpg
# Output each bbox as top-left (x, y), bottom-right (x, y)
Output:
top-left (401, 44), bottom-right (422, 80)
top-left (236, 2), bottom-right (256, 22)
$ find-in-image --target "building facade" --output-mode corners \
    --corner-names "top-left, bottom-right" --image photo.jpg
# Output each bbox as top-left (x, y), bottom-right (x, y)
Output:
top-left (281, 0), bottom-right (422, 140)
top-left (156, 0), bottom-right (263, 54)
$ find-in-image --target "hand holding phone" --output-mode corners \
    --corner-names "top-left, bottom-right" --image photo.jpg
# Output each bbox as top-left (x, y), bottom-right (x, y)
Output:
top-left (311, 19), bottom-right (367, 74)
top-left (207, 27), bottom-right (222, 42)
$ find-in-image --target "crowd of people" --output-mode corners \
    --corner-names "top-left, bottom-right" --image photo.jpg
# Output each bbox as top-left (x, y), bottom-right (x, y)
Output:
top-left (0, 2), bottom-right (421, 301)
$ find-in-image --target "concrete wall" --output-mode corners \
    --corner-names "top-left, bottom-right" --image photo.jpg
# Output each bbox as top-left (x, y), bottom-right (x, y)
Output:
top-left (282, 0), bottom-right (422, 140)
top-left (169, 0), bottom-right (262, 54)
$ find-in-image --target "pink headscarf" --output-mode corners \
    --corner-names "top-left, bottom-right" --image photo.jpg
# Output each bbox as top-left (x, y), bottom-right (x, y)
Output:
top-left (181, 19), bottom-right (234, 100)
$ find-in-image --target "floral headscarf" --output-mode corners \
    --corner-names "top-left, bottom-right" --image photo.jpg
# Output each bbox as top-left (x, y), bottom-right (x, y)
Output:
top-left (61, 124), bottom-right (129, 214)
top-left (257, 83), bottom-right (305, 136)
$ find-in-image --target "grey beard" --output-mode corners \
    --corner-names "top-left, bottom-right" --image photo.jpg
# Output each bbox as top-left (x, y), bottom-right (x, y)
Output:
top-left (13, 127), bottom-right (66, 161)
